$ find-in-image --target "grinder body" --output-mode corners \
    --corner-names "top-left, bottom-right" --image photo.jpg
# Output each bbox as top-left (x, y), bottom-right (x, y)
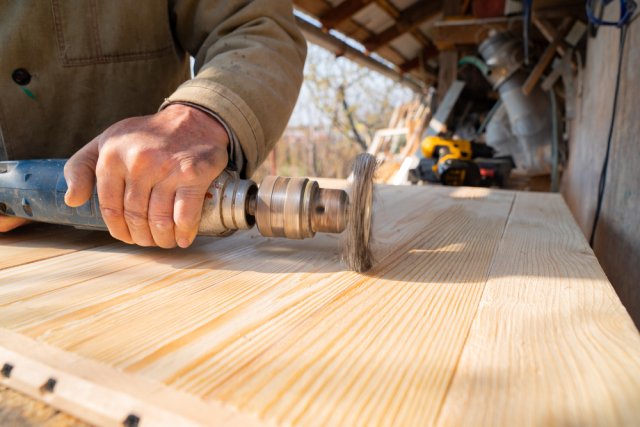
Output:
top-left (0, 159), bottom-right (348, 239)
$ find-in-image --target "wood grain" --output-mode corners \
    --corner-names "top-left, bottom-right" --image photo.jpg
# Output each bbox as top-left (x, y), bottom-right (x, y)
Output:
top-left (0, 224), bottom-right (111, 271)
top-left (0, 329), bottom-right (268, 427)
top-left (437, 193), bottom-right (640, 426)
top-left (0, 184), bottom-right (638, 426)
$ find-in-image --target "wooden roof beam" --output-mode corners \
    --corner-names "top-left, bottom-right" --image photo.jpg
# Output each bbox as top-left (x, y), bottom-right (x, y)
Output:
top-left (319, 0), bottom-right (375, 29)
top-left (364, 0), bottom-right (442, 51)
top-left (431, 6), bottom-right (585, 48)
top-left (296, 16), bottom-right (426, 93)
top-left (400, 46), bottom-right (439, 73)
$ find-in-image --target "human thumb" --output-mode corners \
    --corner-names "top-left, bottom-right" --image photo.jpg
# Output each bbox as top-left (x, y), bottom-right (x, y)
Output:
top-left (64, 139), bottom-right (99, 207)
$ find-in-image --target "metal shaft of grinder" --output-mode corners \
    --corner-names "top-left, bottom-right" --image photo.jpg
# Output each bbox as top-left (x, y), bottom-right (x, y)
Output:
top-left (249, 176), bottom-right (349, 240)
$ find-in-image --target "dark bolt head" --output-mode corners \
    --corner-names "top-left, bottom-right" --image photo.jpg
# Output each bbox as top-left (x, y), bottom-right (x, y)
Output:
top-left (1, 363), bottom-right (13, 378)
top-left (123, 414), bottom-right (140, 427)
top-left (41, 377), bottom-right (57, 393)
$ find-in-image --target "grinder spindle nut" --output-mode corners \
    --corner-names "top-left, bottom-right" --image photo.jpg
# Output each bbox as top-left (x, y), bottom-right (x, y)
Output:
top-left (256, 176), bottom-right (315, 239)
top-left (255, 176), bottom-right (350, 240)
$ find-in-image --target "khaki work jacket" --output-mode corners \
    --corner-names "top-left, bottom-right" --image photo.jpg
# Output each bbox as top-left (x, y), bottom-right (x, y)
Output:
top-left (0, 0), bottom-right (306, 177)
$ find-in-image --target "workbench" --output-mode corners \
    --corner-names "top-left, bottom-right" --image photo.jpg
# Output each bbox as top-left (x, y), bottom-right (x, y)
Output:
top-left (0, 184), bottom-right (638, 426)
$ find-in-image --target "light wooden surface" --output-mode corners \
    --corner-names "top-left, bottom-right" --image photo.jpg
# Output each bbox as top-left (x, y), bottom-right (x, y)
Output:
top-left (562, 7), bottom-right (640, 326)
top-left (0, 184), bottom-right (639, 426)
top-left (0, 386), bottom-right (89, 427)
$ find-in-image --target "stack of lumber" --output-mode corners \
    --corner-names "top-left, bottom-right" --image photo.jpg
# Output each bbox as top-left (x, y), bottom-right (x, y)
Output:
top-left (368, 100), bottom-right (431, 183)
top-left (0, 183), bottom-right (639, 426)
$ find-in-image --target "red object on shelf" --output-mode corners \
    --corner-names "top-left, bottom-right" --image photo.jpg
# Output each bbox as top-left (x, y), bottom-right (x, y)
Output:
top-left (480, 168), bottom-right (496, 178)
top-left (473, 0), bottom-right (506, 18)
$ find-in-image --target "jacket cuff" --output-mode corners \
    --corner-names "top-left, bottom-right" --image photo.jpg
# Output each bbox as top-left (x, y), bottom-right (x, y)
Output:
top-left (161, 79), bottom-right (264, 177)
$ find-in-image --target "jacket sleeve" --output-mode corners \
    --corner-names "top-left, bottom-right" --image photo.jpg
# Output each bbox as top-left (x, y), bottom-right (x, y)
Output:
top-left (163, 0), bottom-right (307, 177)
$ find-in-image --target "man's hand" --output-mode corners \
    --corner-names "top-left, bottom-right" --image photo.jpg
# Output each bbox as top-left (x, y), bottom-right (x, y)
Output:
top-left (0, 216), bottom-right (29, 233)
top-left (64, 104), bottom-right (229, 248)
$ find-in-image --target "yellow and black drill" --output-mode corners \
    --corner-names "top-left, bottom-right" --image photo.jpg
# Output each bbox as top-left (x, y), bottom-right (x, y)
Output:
top-left (409, 136), bottom-right (511, 187)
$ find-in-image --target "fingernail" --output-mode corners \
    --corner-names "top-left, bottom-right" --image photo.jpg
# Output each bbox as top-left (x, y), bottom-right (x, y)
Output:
top-left (177, 238), bottom-right (190, 248)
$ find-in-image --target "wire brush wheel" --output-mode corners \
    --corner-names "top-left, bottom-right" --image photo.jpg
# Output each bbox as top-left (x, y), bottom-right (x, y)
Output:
top-left (343, 153), bottom-right (377, 273)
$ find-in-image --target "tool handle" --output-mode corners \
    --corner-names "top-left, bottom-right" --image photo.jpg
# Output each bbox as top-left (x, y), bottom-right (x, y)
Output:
top-left (0, 159), bottom-right (107, 230)
top-left (0, 159), bottom-right (259, 236)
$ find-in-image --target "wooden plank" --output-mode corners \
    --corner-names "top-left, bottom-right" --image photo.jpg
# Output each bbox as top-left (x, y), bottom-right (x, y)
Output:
top-left (0, 224), bottom-right (112, 271)
top-left (400, 46), bottom-right (439, 73)
top-left (294, 0), bottom-right (435, 82)
top-left (1, 185), bottom-right (639, 425)
top-left (431, 7), bottom-right (584, 47)
top-left (436, 0), bottom-right (462, 103)
top-left (522, 17), bottom-right (574, 96)
top-left (428, 80), bottom-right (466, 139)
top-left (362, 1), bottom-right (441, 51)
top-left (562, 6), bottom-right (640, 326)
top-left (437, 193), bottom-right (640, 426)
top-left (295, 17), bottom-right (425, 93)
top-left (291, 0), bottom-right (330, 18)
top-left (431, 16), bottom-right (519, 48)
top-left (0, 185), bottom-right (517, 425)
top-left (0, 329), bottom-right (267, 427)
top-left (392, 81), bottom-right (464, 184)
top-left (532, 16), bottom-right (568, 56)
top-left (318, 0), bottom-right (374, 29)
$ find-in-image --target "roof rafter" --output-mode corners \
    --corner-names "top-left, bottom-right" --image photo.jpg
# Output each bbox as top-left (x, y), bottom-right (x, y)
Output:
top-left (296, 16), bottom-right (427, 92)
top-left (400, 46), bottom-right (439, 73)
top-left (324, 12), bottom-right (418, 70)
top-left (364, 0), bottom-right (442, 51)
top-left (320, 0), bottom-right (375, 29)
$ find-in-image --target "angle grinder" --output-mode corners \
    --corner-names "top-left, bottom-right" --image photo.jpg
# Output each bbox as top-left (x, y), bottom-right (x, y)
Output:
top-left (0, 154), bottom-right (376, 272)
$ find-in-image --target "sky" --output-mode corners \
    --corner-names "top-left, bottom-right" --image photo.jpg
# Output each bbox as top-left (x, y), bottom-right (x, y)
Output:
top-left (288, 43), bottom-right (416, 128)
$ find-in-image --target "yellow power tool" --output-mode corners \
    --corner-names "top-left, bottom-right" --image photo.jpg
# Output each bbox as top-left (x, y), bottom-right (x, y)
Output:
top-left (409, 136), bottom-right (509, 187)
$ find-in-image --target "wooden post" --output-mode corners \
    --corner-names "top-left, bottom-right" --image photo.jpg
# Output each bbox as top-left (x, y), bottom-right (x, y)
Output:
top-left (437, 0), bottom-right (462, 104)
top-left (437, 51), bottom-right (459, 104)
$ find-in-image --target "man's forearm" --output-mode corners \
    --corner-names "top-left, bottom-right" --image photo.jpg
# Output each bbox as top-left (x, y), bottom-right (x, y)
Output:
top-left (166, 0), bottom-right (307, 177)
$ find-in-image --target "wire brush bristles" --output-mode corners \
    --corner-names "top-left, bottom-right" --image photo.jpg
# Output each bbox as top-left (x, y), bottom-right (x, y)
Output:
top-left (343, 153), bottom-right (377, 273)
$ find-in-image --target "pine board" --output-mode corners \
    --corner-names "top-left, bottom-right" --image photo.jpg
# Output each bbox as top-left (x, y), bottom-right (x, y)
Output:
top-left (0, 224), bottom-right (111, 270)
top-left (0, 184), bottom-right (638, 426)
top-left (437, 192), bottom-right (640, 426)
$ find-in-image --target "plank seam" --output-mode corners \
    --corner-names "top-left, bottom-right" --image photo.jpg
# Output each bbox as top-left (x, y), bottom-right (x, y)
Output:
top-left (0, 241), bottom-right (112, 273)
top-left (431, 192), bottom-right (518, 426)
